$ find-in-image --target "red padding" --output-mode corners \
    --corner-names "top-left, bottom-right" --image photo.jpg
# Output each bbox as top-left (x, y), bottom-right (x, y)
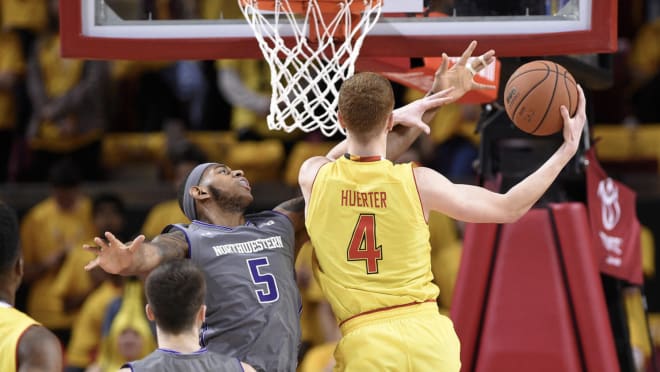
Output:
top-left (550, 203), bottom-right (619, 372)
top-left (474, 209), bottom-right (582, 372)
top-left (450, 222), bottom-right (499, 372)
top-left (452, 205), bottom-right (617, 371)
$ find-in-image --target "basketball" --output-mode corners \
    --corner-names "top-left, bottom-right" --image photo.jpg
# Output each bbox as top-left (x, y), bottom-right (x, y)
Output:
top-left (503, 60), bottom-right (579, 136)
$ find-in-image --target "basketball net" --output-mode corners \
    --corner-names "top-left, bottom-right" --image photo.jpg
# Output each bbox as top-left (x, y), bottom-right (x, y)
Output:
top-left (239, 0), bottom-right (383, 137)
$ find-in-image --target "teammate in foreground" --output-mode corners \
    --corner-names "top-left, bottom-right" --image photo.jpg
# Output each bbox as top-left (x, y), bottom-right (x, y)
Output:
top-left (0, 201), bottom-right (63, 371)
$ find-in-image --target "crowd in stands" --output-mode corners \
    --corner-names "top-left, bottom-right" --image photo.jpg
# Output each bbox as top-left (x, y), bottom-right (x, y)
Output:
top-left (0, 0), bottom-right (659, 371)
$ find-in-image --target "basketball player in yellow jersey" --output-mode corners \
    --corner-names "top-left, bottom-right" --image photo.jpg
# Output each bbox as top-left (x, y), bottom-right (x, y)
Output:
top-left (0, 202), bottom-right (62, 371)
top-left (299, 47), bottom-right (587, 371)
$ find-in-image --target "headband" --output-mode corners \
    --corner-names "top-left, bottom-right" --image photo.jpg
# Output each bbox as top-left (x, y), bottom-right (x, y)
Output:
top-left (182, 162), bottom-right (216, 221)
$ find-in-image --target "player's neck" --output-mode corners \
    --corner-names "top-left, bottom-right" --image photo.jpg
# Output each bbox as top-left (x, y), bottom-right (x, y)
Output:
top-left (156, 328), bottom-right (202, 354)
top-left (0, 288), bottom-right (14, 307)
top-left (346, 134), bottom-right (387, 158)
top-left (203, 209), bottom-right (246, 228)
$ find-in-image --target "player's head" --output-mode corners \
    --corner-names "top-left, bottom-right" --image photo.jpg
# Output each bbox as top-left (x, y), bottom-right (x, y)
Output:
top-left (178, 163), bottom-right (253, 221)
top-left (144, 260), bottom-right (206, 335)
top-left (338, 72), bottom-right (395, 142)
top-left (0, 202), bottom-right (21, 290)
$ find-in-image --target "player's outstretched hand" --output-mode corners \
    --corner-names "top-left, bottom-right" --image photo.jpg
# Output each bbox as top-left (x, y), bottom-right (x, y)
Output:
top-left (560, 84), bottom-right (586, 154)
top-left (432, 40), bottom-right (496, 102)
top-left (84, 232), bottom-right (146, 275)
top-left (392, 87), bottom-right (455, 134)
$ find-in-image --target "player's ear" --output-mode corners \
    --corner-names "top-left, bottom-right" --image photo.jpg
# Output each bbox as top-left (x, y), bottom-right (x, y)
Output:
top-left (338, 111), bottom-right (347, 129)
top-left (145, 304), bottom-right (156, 321)
top-left (15, 256), bottom-right (23, 282)
top-left (190, 186), bottom-right (210, 201)
top-left (385, 113), bottom-right (394, 132)
top-left (198, 305), bottom-right (207, 323)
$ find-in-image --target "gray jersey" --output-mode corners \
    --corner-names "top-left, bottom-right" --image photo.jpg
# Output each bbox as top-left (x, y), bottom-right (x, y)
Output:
top-left (124, 348), bottom-right (243, 372)
top-left (167, 211), bottom-right (302, 372)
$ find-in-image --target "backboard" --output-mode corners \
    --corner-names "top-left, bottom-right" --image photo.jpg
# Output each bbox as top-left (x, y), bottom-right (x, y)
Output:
top-left (60, 0), bottom-right (617, 60)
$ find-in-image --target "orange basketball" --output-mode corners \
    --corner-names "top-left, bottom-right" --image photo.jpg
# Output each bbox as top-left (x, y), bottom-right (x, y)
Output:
top-left (503, 60), bottom-right (579, 136)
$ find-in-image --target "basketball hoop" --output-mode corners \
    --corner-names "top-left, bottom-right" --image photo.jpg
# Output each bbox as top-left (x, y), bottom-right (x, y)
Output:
top-left (239, 0), bottom-right (383, 137)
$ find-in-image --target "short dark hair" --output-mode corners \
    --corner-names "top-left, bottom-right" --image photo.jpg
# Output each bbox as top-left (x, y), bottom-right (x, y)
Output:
top-left (48, 158), bottom-right (82, 188)
top-left (145, 260), bottom-right (206, 334)
top-left (0, 202), bottom-right (20, 272)
top-left (92, 193), bottom-right (125, 217)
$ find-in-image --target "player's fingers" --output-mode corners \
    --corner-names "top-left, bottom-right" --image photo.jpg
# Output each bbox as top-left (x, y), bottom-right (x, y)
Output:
top-left (457, 40), bottom-right (477, 66)
top-left (472, 82), bottom-right (497, 90)
top-left (93, 237), bottom-right (110, 251)
top-left (576, 84), bottom-right (586, 116)
top-left (83, 243), bottom-right (102, 254)
top-left (429, 87), bottom-right (454, 98)
top-left (481, 50), bottom-right (496, 65)
top-left (415, 122), bottom-right (431, 135)
top-left (560, 105), bottom-right (571, 123)
top-left (426, 96), bottom-right (454, 109)
top-left (84, 257), bottom-right (100, 271)
top-left (128, 235), bottom-right (146, 251)
top-left (104, 231), bottom-right (122, 247)
top-left (437, 53), bottom-right (449, 75)
top-left (470, 50), bottom-right (495, 73)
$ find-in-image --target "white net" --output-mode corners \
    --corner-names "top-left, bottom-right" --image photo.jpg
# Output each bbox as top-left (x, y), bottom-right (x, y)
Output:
top-left (239, 0), bottom-right (383, 137)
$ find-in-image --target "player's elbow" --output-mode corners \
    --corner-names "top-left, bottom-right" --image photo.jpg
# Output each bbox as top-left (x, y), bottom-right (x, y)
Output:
top-left (500, 209), bottom-right (526, 224)
top-left (496, 199), bottom-right (529, 224)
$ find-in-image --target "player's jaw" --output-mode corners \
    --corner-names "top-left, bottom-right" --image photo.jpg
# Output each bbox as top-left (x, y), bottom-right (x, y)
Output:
top-left (208, 184), bottom-right (253, 213)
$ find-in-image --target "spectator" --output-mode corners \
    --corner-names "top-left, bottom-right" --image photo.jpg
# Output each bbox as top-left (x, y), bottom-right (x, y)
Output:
top-left (20, 159), bottom-right (95, 345)
top-left (0, 29), bottom-right (25, 182)
top-left (52, 194), bottom-right (126, 325)
top-left (25, 0), bottom-right (110, 181)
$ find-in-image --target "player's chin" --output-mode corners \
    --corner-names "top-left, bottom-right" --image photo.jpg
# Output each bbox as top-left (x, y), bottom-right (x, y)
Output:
top-left (241, 193), bottom-right (255, 206)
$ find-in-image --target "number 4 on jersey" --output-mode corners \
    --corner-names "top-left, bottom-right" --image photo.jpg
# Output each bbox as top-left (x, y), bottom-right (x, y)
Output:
top-left (347, 214), bottom-right (382, 274)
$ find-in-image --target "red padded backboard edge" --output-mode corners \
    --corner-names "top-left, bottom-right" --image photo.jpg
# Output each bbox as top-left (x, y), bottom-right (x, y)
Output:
top-left (60, 0), bottom-right (617, 60)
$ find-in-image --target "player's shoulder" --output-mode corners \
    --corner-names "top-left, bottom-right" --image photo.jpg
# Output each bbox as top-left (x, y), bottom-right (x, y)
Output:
top-left (18, 324), bottom-right (62, 367)
top-left (300, 155), bottom-right (331, 176)
top-left (248, 209), bottom-right (290, 224)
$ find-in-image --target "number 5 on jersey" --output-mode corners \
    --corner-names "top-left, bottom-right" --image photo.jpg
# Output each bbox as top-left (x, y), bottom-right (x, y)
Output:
top-left (247, 257), bottom-right (279, 303)
top-left (347, 214), bottom-right (382, 274)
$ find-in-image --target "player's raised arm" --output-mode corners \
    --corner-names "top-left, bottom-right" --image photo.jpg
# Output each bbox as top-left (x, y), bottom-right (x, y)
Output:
top-left (415, 85), bottom-right (586, 223)
top-left (83, 230), bottom-right (188, 276)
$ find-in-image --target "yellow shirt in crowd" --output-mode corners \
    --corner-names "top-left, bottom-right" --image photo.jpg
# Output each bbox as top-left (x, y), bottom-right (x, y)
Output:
top-left (20, 196), bottom-right (95, 329)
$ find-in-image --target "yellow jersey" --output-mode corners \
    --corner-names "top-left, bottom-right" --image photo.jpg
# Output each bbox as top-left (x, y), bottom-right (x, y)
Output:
top-left (306, 156), bottom-right (439, 323)
top-left (0, 305), bottom-right (40, 372)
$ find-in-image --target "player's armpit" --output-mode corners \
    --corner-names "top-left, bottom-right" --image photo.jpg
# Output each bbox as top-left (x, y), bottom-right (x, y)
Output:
top-left (18, 325), bottom-right (63, 372)
top-left (274, 196), bottom-right (305, 228)
top-left (151, 230), bottom-right (190, 261)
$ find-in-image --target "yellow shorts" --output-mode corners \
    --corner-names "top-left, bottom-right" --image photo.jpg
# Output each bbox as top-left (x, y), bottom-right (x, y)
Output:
top-left (335, 302), bottom-right (461, 372)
